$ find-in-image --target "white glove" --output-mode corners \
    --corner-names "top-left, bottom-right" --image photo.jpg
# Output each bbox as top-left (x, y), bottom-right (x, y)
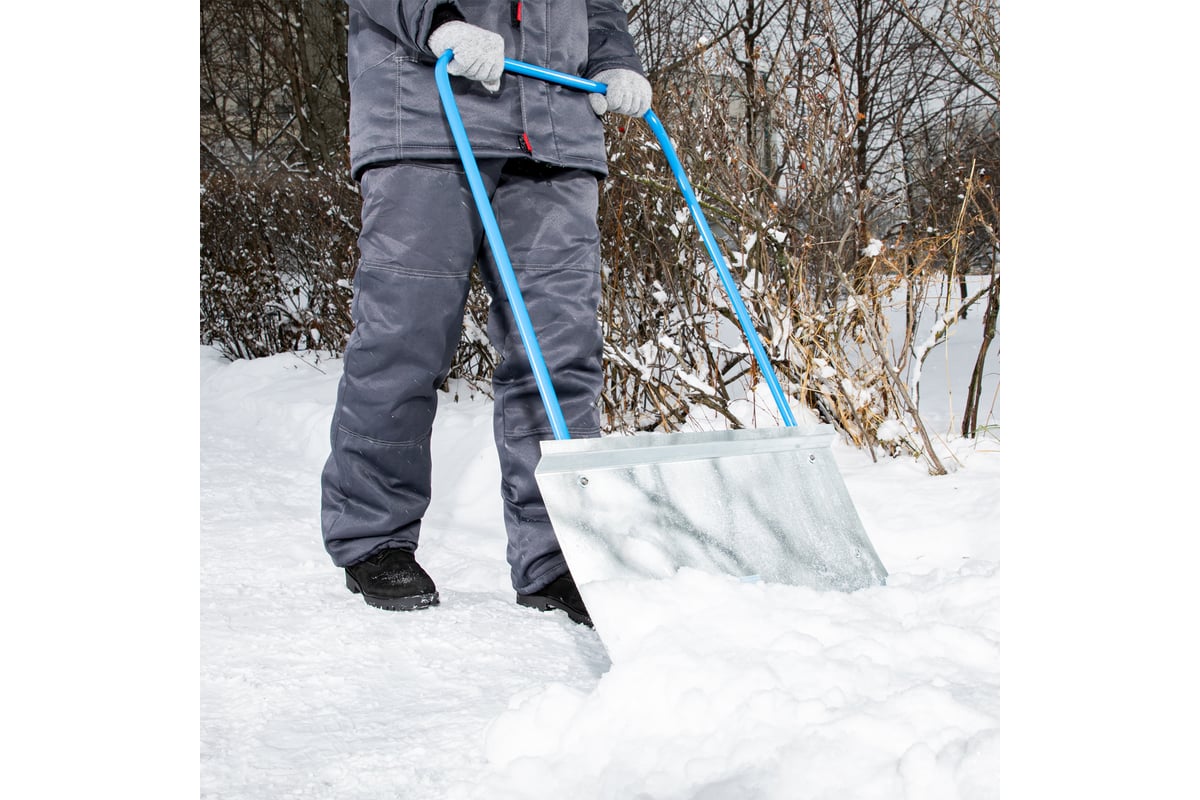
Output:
top-left (428, 21), bottom-right (505, 92)
top-left (588, 69), bottom-right (652, 117)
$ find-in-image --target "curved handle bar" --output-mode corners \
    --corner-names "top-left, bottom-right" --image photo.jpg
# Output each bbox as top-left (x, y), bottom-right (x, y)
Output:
top-left (437, 53), bottom-right (797, 435)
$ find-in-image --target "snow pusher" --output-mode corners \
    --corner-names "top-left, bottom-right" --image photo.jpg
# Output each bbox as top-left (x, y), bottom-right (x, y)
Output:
top-left (436, 54), bottom-right (887, 630)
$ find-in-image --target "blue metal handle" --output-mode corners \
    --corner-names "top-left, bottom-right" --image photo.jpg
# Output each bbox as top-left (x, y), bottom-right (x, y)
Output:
top-left (501, 58), bottom-right (605, 93)
top-left (637, 110), bottom-right (797, 427)
top-left (436, 54), bottom-right (796, 432)
top-left (435, 52), bottom-right (572, 440)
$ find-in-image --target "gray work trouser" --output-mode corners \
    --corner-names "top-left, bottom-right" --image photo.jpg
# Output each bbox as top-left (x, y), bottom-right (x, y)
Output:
top-left (321, 159), bottom-right (603, 595)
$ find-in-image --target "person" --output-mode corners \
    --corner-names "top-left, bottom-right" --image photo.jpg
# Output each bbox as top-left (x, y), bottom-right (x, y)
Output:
top-left (321, 0), bottom-right (651, 627)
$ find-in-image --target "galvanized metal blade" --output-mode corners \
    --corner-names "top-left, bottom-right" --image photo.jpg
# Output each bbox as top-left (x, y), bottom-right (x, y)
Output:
top-left (535, 426), bottom-right (887, 605)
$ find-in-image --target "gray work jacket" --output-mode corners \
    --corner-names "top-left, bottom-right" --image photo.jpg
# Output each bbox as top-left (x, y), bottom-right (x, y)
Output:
top-left (345, 0), bottom-right (645, 180)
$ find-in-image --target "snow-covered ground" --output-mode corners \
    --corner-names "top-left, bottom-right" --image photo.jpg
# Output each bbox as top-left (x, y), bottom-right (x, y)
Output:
top-left (199, 286), bottom-right (1001, 798)
top-left (18, 12), bottom-right (1200, 795)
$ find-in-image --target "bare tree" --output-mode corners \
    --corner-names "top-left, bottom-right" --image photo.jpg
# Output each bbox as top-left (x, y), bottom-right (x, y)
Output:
top-left (200, 0), bottom-right (348, 175)
top-left (201, 0), bottom-right (296, 173)
top-left (275, 0), bottom-right (350, 172)
top-left (198, 0), bottom-right (1001, 460)
top-left (200, 0), bottom-right (356, 361)
top-left (895, 0), bottom-right (999, 104)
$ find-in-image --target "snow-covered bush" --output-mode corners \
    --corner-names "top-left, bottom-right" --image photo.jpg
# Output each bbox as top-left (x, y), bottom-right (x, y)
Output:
top-left (590, 26), bottom-right (999, 471)
top-left (197, 0), bottom-right (1001, 466)
top-left (200, 168), bottom-right (358, 360)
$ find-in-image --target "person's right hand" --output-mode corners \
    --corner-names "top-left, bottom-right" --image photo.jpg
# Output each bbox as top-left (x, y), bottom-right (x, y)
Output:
top-left (428, 21), bottom-right (505, 92)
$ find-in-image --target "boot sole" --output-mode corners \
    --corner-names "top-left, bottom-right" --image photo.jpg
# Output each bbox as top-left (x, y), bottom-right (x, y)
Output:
top-left (516, 593), bottom-right (593, 627)
top-left (346, 572), bottom-right (439, 612)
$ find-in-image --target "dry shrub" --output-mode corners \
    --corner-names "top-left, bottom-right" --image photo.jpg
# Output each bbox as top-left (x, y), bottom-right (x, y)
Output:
top-left (200, 168), bottom-right (358, 359)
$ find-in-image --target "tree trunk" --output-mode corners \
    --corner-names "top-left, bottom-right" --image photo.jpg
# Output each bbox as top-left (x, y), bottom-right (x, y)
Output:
top-left (962, 270), bottom-right (999, 438)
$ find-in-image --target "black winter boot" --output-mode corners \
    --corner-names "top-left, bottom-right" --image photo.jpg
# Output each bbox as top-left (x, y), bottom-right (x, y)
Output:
top-left (345, 547), bottom-right (439, 611)
top-left (516, 572), bottom-right (592, 627)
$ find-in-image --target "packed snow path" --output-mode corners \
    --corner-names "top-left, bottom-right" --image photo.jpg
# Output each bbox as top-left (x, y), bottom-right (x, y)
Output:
top-left (200, 347), bottom-right (999, 799)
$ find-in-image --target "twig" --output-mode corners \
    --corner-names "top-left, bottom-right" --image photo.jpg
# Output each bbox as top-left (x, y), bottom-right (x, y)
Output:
top-left (836, 269), bottom-right (947, 475)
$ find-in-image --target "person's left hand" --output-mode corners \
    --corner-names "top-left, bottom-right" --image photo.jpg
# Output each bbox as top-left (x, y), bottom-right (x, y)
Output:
top-left (588, 69), bottom-right (652, 117)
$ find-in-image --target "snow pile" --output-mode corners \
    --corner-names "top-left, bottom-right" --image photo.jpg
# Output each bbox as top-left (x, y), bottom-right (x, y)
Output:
top-left (200, 346), bottom-right (999, 798)
top-left (463, 565), bottom-right (998, 800)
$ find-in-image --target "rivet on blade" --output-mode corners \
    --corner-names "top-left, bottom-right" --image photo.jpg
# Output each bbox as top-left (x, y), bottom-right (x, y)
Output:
top-left (579, 476), bottom-right (589, 487)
